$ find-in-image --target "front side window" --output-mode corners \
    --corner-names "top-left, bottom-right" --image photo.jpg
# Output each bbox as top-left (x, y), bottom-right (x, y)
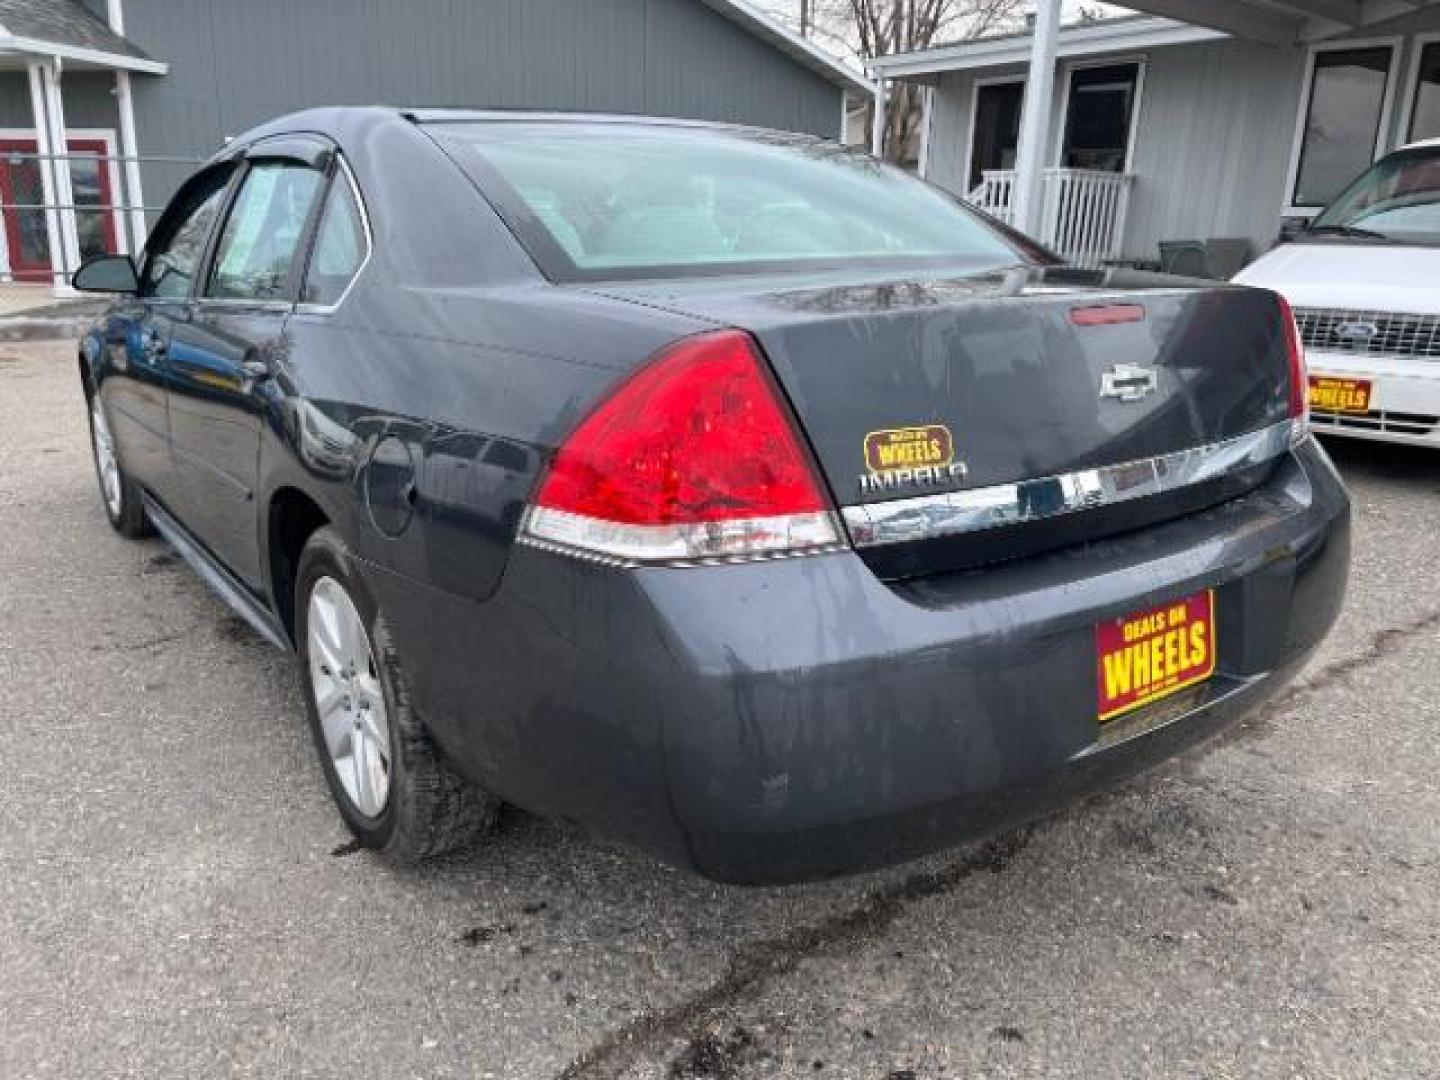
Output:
top-left (434, 122), bottom-right (1026, 281)
top-left (1293, 46), bottom-right (1395, 209)
top-left (141, 166), bottom-right (233, 300)
top-left (207, 162), bottom-right (323, 301)
top-left (1311, 148), bottom-right (1440, 245)
top-left (1409, 41), bottom-right (1440, 143)
top-left (302, 169), bottom-right (368, 306)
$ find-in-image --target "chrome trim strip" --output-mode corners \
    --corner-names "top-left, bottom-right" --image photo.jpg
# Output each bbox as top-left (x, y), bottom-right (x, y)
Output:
top-left (842, 420), bottom-right (1294, 549)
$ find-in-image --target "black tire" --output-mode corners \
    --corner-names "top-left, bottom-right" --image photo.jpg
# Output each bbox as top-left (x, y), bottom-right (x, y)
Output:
top-left (86, 389), bottom-right (151, 538)
top-left (295, 526), bottom-right (498, 863)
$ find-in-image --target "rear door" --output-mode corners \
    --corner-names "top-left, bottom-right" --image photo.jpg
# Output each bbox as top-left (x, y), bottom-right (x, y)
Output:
top-left (166, 139), bottom-right (329, 589)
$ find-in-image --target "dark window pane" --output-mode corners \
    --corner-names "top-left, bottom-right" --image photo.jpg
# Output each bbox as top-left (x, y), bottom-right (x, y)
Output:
top-left (1294, 47), bottom-right (1393, 208)
top-left (970, 81), bottom-right (1024, 189)
top-left (1061, 64), bottom-right (1139, 172)
top-left (1411, 42), bottom-right (1440, 143)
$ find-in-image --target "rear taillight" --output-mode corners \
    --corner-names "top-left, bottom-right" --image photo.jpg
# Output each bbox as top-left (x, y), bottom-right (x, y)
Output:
top-left (521, 330), bottom-right (842, 564)
top-left (1276, 294), bottom-right (1309, 444)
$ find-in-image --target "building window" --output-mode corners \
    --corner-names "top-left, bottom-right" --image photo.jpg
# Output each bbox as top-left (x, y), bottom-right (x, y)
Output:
top-left (1293, 45), bottom-right (1395, 209)
top-left (1409, 41), bottom-right (1440, 143)
top-left (1061, 63), bottom-right (1141, 173)
top-left (969, 81), bottom-right (1024, 190)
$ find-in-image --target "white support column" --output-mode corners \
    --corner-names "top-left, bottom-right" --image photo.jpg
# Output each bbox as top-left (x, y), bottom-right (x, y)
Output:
top-left (918, 86), bottom-right (934, 179)
top-left (40, 60), bottom-right (83, 285)
top-left (0, 198), bottom-right (11, 282)
top-left (107, 0), bottom-right (147, 252)
top-left (115, 72), bottom-right (147, 252)
top-left (1011, 0), bottom-right (1062, 237)
top-left (26, 62), bottom-right (67, 291)
top-left (871, 79), bottom-right (887, 158)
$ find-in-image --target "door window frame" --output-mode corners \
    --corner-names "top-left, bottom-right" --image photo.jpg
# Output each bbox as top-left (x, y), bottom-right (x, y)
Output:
top-left (193, 136), bottom-right (336, 312)
top-left (1053, 55), bottom-right (1148, 174)
top-left (1397, 32), bottom-right (1440, 147)
top-left (963, 74), bottom-right (1027, 194)
top-left (1283, 37), bottom-right (1403, 217)
top-left (138, 160), bottom-right (240, 302)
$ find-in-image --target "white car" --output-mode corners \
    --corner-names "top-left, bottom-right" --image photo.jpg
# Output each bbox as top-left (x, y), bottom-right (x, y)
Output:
top-left (1236, 139), bottom-right (1440, 448)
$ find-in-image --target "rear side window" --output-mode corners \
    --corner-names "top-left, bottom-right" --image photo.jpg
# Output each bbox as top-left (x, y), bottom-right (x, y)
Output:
top-left (432, 122), bottom-right (1025, 281)
top-left (206, 162), bottom-right (323, 301)
top-left (303, 168), bottom-right (368, 306)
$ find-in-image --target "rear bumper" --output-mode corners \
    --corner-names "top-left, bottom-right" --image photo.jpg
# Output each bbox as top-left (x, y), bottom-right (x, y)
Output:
top-left (373, 437), bottom-right (1349, 883)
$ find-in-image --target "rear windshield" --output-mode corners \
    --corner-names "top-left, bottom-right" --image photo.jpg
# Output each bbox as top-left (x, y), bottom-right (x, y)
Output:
top-left (430, 121), bottom-right (1029, 281)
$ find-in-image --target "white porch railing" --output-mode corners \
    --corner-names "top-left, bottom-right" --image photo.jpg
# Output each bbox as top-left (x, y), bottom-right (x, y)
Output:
top-left (967, 168), bottom-right (1135, 269)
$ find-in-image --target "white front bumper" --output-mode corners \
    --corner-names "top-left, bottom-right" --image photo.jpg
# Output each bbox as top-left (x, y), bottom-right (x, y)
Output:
top-left (1306, 350), bottom-right (1440, 447)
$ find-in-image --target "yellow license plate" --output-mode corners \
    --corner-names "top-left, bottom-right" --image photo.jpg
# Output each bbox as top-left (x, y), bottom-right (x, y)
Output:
top-left (1097, 591), bottom-right (1216, 723)
top-left (1309, 376), bottom-right (1372, 414)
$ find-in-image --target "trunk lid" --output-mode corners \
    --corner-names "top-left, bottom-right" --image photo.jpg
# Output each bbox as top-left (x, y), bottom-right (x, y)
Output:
top-left (588, 266), bottom-right (1294, 577)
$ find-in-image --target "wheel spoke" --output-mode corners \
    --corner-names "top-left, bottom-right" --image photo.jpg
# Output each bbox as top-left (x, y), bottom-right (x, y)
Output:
top-left (352, 730), bottom-right (374, 813)
top-left (320, 701), bottom-right (352, 760)
top-left (312, 678), bottom-right (346, 722)
top-left (310, 630), bottom-right (344, 678)
top-left (308, 576), bottom-right (391, 819)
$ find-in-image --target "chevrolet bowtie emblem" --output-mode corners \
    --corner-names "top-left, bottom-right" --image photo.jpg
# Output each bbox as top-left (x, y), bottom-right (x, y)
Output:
top-left (1100, 364), bottom-right (1159, 403)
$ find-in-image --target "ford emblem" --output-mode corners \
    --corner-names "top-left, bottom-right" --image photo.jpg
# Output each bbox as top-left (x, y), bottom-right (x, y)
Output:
top-left (1334, 320), bottom-right (1379, 346)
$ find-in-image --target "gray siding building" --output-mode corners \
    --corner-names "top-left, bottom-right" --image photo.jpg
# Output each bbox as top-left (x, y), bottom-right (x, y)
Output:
top-left (0, 0), bottom-right (869, 285)
top-left (873, 4), bottom-right (1440, 271)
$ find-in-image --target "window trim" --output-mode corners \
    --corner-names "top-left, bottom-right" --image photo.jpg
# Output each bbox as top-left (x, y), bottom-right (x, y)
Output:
top-left (294, 154), bottom-right (374, 316)
top-left (1397, 32), bottom-right (1440, 148)
top-left (1054, 54), bottom-right (1149, 175)
top-left (1284, 36), bottom-right (1403, 216)
top-left (963, 74), bottom-right (1027, 194)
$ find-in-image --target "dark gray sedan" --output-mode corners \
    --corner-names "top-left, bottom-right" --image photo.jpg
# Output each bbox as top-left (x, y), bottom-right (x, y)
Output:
top-left (73, 108), bottom-right (1349, 883)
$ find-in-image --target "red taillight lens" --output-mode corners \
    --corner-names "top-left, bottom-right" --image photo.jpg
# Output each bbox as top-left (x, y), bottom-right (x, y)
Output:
top-left (523, 330), bottom-right (841, 563)
top-left (1276, 293), bottom-right (1309, 442)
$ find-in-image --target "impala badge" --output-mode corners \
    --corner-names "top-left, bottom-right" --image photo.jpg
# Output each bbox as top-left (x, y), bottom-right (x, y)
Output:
top-left (1100, 364), bottom-right (1159, 403)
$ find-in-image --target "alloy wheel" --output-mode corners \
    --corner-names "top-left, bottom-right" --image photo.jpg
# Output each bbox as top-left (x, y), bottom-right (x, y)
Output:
top-left (90, 396), bottom-right (123, 518)
top-left (307, 576), bottom-right (392, 818)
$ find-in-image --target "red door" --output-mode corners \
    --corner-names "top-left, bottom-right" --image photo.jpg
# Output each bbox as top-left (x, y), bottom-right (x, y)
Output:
top-left (0, 137), bottom-right (119, 283)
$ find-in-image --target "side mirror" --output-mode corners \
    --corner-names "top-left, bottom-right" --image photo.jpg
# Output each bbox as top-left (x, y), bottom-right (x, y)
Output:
top-left (72, 253), bottom-right (139, 294)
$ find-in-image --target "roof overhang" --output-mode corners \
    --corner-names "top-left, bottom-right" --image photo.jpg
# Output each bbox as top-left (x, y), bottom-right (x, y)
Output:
top-left (1100, 0), bottom-right (1440, 44)
top-left (870, 16), bottom-right (1228, 78)
top-left (700, 0), bottom-right (875, 98)
top-left (0, 33), bottom-right (168, 73)
top-left (1112, 0), bottom-right (1440, 44)
top-left (871, 0), bottom-right (1440, 78)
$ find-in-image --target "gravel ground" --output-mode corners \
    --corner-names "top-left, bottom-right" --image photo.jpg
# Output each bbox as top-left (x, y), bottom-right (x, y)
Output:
top-left (1, 339), bottom-right (1437, 1080)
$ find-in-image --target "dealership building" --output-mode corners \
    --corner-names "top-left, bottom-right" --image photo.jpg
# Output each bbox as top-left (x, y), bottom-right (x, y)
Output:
top-left (0, 0), bottom-right (870, 286)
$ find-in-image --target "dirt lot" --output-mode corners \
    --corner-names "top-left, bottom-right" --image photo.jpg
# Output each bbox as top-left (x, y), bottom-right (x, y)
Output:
top-left (2, 338), bottom-right (1437, 1079)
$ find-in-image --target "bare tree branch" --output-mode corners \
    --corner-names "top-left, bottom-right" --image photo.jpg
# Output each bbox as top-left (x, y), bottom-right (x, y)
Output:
top-left (758, 1), bottom-right (1030, 159)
